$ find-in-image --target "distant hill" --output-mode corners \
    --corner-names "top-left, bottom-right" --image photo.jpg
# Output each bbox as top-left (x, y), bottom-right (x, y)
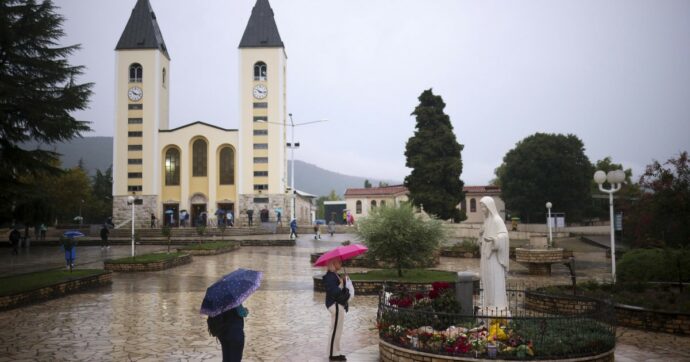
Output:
top-left (35, 137), bottom-right (398, 197)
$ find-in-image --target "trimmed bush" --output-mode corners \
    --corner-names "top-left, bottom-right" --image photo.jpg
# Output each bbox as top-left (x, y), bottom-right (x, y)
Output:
top-left (617, 248), bottom-right (690, 283)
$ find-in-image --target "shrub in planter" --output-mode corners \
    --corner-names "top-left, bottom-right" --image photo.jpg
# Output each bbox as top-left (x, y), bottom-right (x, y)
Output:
top-left (617, 248), bottom-right (690, 284)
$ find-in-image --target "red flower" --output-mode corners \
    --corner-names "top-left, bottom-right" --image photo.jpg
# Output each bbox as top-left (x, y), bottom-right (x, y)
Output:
top-left (432, 282), bottom-right (451, 291)
top-left (415, 292), bottom-right (425, 300)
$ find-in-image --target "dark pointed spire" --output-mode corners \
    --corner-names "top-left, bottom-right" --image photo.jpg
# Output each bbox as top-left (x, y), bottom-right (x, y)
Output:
top-left (239, 0), bottom-right (284, 48)
top-left (116, 0), bottom-right (170, 59)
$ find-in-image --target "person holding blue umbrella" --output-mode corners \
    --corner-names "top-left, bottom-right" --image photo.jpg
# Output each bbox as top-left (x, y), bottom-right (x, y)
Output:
top-left (201, 268), bottom-right (263, 362)
top-left (61, 230), bottom-right (84, 271)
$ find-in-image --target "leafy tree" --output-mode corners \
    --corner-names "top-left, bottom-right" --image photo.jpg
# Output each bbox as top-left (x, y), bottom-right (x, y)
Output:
top-left (404, 89), bottom-right (465, 221)
top-left (47, 167), bottom-right (93, 224)
top-left (364, 179), bottom-right (372, 188)
top-left (625, 151), bottom-right (689, 247)
top-left (497, 133), bottom-right (592, 222)
top-left (88, 166), bottom-right (113, 223)
top-left (0, 0), bottom-right (93, 221)
top-left (357, 203), bottom-right (444, 277)
top-left (378, 181), bottom-right (389, 187)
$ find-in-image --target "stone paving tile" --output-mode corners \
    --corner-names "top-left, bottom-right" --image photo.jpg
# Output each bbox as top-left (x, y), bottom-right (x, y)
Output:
top-left (0, 235), bottom-right (688, 361)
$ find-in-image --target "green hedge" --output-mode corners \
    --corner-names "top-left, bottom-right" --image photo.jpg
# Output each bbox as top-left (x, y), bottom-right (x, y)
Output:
top-left (617, 248), bottom-right (690, 283)
top-left (349, 269), bottom-right (456, 283)
top-left (178, 241), bottom-right (238, 251)
top-left (106, 252), bottom-right (187, 264)
top-left (0, 269), bottom-right (106, 296)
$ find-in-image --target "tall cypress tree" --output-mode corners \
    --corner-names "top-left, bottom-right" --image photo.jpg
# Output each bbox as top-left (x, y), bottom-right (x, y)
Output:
top-left (0, 0), bottom-right (93, 216)
top-left (404, 89), bottom-right (465, 221)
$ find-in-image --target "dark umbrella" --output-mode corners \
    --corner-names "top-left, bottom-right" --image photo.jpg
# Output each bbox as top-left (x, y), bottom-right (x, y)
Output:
top-left (200, 268), bottom-right (263, 317)
top-left (215, 209), bottom-right (226, 215)
top-left (63, 230), bottom-right (85, 238)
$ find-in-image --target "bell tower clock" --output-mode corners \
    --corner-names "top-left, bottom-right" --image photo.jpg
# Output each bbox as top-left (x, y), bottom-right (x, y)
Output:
top-left (238, 0), bottom-right (288, 216)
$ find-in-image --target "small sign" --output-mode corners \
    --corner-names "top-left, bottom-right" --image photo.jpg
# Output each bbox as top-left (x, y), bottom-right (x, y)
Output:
top-left (615, 212), bottom-right (623, 231)
top-left (556, 217), bottom-right (565, 228)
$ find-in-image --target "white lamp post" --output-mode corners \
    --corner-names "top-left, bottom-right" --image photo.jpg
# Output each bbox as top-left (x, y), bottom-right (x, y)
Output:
top-left (257, 115), bottom-right (328, 223)
top-left (545, 202), bottom-right (553, 247)
top-left (127, 195), bottom-right (135, 257)
top-left (593, 169), bottom-right (626, 283)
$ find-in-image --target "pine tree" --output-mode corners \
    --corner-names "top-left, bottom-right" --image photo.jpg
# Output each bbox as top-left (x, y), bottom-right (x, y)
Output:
top-left (0, 0), bottom-right (93, 216)
top-left (404, 89), bottom-right (465, 221)
top-left (364, 179), bottom-right (372, 188)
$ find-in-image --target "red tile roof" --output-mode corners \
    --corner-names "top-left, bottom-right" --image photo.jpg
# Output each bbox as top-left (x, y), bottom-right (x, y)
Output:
top-left (344, 185), bottom-right (408, 197)
top-left (344, 185), bottom-right (501, 197)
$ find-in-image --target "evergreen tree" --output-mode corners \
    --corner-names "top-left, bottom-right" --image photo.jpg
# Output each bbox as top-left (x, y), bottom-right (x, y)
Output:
top-left (0, 0), bottom-right (93, 217)
top-left (364, 179), bottom-right (372, 188)
top-left (404, 89), bottom-right (465, 221)
top-left (497, 133), bottom-right (593, 222)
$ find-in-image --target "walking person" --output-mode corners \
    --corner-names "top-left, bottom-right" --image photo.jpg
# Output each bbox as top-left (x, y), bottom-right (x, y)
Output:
top-left (39, 223), bottom-right (47, 241)
top-left (9, 226), bottom-right (20, 255)
top-left (313, 222), bottom-right (321, 240)
top-left (276, 210), bottom-right (282, 227)
top-left (246, 209), bottom-right (253, 227)
top-left (289, 218), bottom-right (298, 240)
top-left (150, 213), bottom-right (157, 228)
top-left (61, 237), bottom-right (77, 271)
top-left (228, 211), bottom-right (234, 227)
top-left (100, 224), bottom-right (110, 249)
top-left (323, 258), bottom-right (350, 361)
top-left (327, 220), bottom-right (336, 237)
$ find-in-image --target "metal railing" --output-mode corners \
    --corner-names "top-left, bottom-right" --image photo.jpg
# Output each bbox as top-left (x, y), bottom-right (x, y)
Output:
top-left (377, 283), bottom-right (615, 360)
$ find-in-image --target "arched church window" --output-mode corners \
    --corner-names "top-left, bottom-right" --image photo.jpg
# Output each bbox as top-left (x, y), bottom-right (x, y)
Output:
top-left (219, 147), bottom-right (235, 185)
top-left (254, 61), bottom-right (267, 81)
top-left (371, 200), bottom-right (377, 209)
top-left (356, 200), bottom-right (362, 214)
top-left (380, 200), bottom-right (386, 207)
top-left (164, 148), bottom-right (180, 185)
top-left (470, 198), bottom-right (476, 213)
top-left (129, 63), bottom-right (143, 82)
top-left (192, 139), bottom-right (207, 177)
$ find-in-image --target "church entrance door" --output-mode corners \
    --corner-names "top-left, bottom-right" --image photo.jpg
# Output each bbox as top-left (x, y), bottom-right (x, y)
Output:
top-left (191, 204), bottom-right (207, 227)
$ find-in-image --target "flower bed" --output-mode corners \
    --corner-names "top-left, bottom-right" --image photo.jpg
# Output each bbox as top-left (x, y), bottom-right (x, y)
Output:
top-left (377, 284), bottom-right (615, 360)
top-left (309, 252), bottom-right (440, 268)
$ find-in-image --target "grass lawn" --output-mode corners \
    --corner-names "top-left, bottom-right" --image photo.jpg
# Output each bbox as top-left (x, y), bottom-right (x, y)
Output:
top-left (178, 241), bottom-right (238, 250)
top-left (348, 269), bottom-right (457, 282)
top-left (0, 269), bottom-right (106, 296)
top-left (106, 252), bottom-right (187, 264)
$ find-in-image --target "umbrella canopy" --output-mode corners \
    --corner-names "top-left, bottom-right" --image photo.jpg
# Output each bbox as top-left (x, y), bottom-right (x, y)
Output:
top-left (63, 230), bottom-right (85, 238)
top-left (200, 268), bottom-right (263, 317)
top-left (164, 210), bottom-right (174, 214)
top-left (313, 244), bottom-right (368, 267)
top-left (73, 216), bottom-right (83, 221)
top-left (215, 209), bottom-right (226, 215)
top-left (315, 219), bottom-right (326, 225)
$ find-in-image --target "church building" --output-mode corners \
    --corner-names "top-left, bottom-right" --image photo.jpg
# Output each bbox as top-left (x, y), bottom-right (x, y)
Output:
top-left (112, 0), bottom-right (293, 226)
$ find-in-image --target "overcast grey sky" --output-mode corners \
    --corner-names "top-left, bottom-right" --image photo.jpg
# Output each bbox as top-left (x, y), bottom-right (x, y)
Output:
top-left (55, 0), bottom-right (689, 185)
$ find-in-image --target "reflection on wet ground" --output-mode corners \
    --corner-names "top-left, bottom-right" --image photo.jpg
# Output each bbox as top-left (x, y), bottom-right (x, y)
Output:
top-left (0, 234), bottom-right (688, 361)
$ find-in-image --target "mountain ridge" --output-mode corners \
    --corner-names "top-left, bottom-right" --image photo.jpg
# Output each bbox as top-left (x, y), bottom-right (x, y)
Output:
top-left (32, 136), bottom-right (399, 197)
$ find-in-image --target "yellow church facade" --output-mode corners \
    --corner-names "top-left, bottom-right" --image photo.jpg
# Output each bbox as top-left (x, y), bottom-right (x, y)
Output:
top-left (112, 0), bottom-right (290, 227)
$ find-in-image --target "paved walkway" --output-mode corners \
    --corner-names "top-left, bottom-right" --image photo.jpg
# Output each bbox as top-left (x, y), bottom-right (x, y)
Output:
top-left (0, 235), bottom-right (688, 361)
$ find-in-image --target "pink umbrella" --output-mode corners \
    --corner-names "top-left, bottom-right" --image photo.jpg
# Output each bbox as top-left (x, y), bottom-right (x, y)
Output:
top-left (313, 244), bottom-right (368, 267)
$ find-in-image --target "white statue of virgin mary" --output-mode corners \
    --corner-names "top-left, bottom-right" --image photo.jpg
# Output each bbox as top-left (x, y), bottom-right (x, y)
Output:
top-left (479, 196), bottom-right (509, 312)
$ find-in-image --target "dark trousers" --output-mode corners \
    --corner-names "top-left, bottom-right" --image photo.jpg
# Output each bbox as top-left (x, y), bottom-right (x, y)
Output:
top-left (220, 331), bottom-right (244, 362)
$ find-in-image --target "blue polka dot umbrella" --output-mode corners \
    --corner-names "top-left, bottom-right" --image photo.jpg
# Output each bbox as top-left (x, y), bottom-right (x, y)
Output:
top-left (200, 268), bottom-right (263, 317)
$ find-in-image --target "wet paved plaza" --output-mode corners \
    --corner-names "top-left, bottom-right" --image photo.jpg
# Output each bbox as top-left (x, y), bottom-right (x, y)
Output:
top-left (1, 235), bottom-right (689, 361)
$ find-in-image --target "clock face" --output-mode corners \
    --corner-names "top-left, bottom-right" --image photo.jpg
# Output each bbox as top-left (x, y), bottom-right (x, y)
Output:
top-left (128, 86), bottom-right (143, 101)
top-left (253, 84), bottom-right (268, 99)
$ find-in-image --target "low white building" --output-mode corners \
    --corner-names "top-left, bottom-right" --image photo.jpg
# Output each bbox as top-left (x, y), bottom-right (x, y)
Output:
top-left (343, 184), bottom-right (505, 223)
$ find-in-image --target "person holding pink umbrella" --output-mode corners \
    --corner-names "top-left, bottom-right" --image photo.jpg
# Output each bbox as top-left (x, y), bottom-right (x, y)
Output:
top-left (323, 257), bottom-right (349, 361)
top-left (314, 244), bottom-right (368, 361)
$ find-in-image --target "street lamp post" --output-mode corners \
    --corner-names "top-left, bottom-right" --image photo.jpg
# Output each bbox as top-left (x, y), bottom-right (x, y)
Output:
top-left (257, 115), bottom-right (328, 223)
top-left (127, 195), bottom-right (135, 257)
top-left (545, 202), bottom-right (553, 247)
top-left (593, 169), bottom-right (626, 283)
